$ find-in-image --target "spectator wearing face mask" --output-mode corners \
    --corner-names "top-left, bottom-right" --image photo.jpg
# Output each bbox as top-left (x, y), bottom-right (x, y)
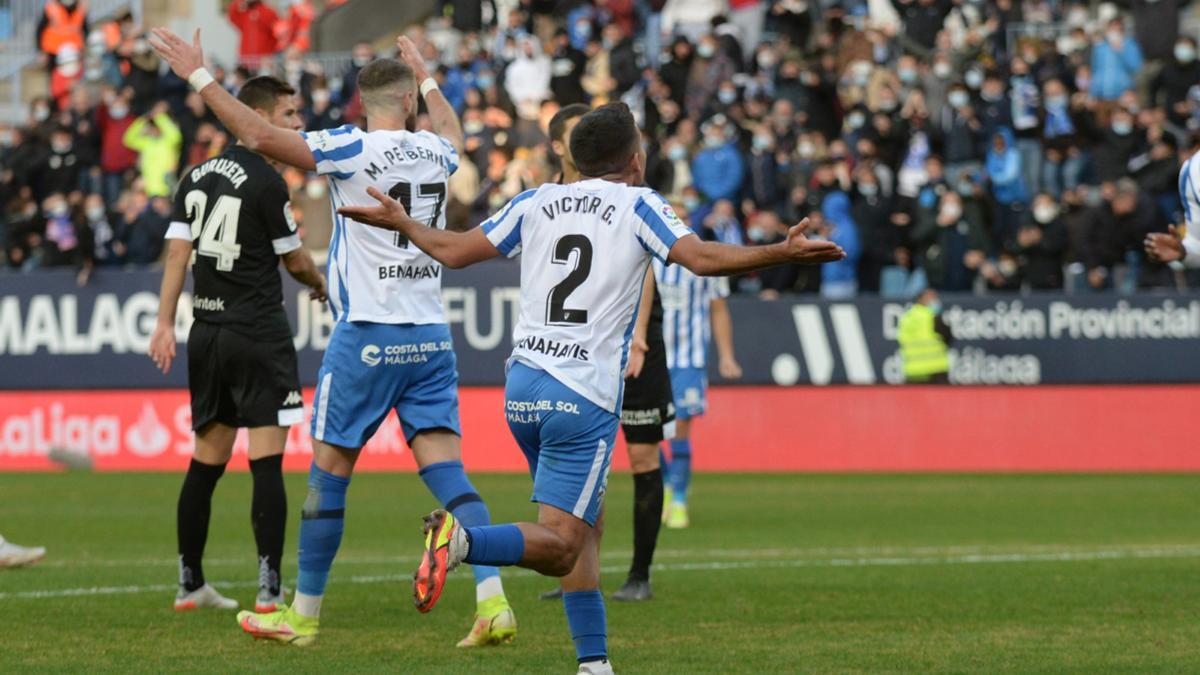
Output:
top-left (913, 190), bottom-right (990, 293)
top-left (114, 191), bottom-right (170, 265)
top-left (1090, 18), bottom-right (1143, 101)
top-left (96, 91), bottom-right (137, 207)
top-left (936, 84), bottom-right (984, 186)
top-left (685, 34), bottom-right (735, 119)
top-left (305, 78), bottom-right (344, 131)
top-left (1040, 78), bottom-right (1089, 198)
top-left (692, 117), bottom-right (745, 204)
top-left (853, 169), bottom-right (901, 293)
top-left (1129, 0), bottom-right (1183, 101)
top-left (986, 128), bottom-right (1029, 249)
top-left (39, 192), bottom-right (90, 270)
top-left (35, 127), bottom-right (82, 200)
top-left (1150, 37), bottom-right (1200, 126)
top-left (746, 126), bottom-right (783, 212)
top-left (1082, 179), bottom-right (1170, 291)
top-left (339, 42), bottom-right (375, 106)
top-left (1018, 193), bottom-right (1068, 290)
top-left (701, 199), bottom-right (745, 246)
top-left (82, 193), bottom-right (119, 266)
top-left (1092, 108), bottom-right (1145, 184)
top-left (548, 29), bottom-right (588, 106)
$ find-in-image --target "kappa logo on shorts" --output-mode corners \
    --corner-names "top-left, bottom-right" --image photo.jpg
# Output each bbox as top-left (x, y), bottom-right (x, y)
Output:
top-left (361, 344), bottom-right (382, 367)
top-left (683, 387), bottom-right (703, 405)
top-left (282, 391), bottom-right (303, 406)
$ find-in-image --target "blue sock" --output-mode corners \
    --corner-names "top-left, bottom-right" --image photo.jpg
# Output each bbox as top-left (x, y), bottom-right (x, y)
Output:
top-left (669, 438), bottom-right (692, 504)
top-left (659, 446), bottom-right (670, 482)
top-left (419, 460), bottom-right (502, 588)
top-left (464, 524), bottom-right (525, 566)
top-left (563, 590), bottom-right (607, 663)
top-left (296, 463), bottom-right (349, 597)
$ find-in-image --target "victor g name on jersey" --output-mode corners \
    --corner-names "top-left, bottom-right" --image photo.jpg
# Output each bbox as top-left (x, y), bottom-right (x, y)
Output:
top-left (539, 195), bottom-right (617, 224)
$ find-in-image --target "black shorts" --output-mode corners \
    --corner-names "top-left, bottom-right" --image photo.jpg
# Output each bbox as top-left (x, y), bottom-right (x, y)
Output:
top-left (619, 332), bottom-right (675, 444)
top-left (187, 320), bottom-right (303, 431)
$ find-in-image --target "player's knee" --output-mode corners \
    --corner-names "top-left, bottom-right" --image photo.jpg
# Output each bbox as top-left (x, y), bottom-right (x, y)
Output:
top-left (627, 443), bottom-right (659, 473)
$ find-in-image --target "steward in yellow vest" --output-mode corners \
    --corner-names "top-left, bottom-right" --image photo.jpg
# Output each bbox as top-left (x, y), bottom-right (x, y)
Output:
top-left (897, 288), bottom-right (951, 384)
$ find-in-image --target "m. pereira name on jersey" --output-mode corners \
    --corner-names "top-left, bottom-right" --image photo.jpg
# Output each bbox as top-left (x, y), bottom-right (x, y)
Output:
top-left (378, 263), bottom-right (441, 280)
top-left (363, 144), bottom-right (452, 180)
top-left (516, 335), bottom-right (590, 361)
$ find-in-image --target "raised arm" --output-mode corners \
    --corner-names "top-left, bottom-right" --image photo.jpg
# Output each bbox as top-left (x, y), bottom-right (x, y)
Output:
top-left (337, 186), bottom-right (500, 268)
top-left (149, 28), bottom-right (316, 171)
top-left (667, 219), bottom-right (844, 277)
top-left (397, 35), bottom-right (464, 155)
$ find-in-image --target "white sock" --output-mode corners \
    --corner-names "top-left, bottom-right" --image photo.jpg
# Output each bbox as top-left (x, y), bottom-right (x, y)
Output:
top-left (292, 591), bottom-right (323, 618)
top-left (475, 575), bottom-right (505, 604)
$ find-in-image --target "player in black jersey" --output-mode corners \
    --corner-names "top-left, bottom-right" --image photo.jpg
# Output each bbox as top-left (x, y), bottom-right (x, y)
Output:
top-left (148, 76), bottom-right (327, 614)
top-left (540, 104), bottom-right (673, 602)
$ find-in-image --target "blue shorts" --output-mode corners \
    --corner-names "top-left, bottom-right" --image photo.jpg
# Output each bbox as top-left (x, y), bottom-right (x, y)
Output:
top-left (504, 361), bottom-right (617, 527)
top-left (311, 321), bottom-right (461, 448)
top-left (670, 367), bottom-right (708, 421)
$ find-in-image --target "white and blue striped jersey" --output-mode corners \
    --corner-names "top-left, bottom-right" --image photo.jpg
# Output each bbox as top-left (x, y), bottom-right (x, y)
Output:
top-left (652, 259), bottom-right (730, 369)
top-left (481, 180), bottom-right (694, 413)
top-left (302, 124), bottom-right (458, 323)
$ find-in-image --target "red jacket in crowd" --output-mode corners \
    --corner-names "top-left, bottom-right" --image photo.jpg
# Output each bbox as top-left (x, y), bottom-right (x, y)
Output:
top-left (96, 103), bottom-right (138, 174)
top-left (228, 0), bottom-right (280, 61)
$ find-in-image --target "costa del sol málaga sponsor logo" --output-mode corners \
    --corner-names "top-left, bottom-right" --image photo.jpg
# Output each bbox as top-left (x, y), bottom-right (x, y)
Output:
top-left (361, 344), bottom-right (382, 367)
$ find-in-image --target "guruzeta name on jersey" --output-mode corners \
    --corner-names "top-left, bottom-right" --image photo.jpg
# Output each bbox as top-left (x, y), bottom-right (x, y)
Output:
top-left (516, 335), bottom-right (591, 362)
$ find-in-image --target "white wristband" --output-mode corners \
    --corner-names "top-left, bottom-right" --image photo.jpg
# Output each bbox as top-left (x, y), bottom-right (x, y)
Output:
top-left (188, 68), bottom-right (215, 92)
top-left (419, 77), bottom-right (439, 98)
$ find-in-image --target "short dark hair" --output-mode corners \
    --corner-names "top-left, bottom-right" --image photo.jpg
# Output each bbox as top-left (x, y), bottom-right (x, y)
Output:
top-left (237, 76), bottom-right (296, 112)
top-left (548, 103), bottom-right (590, 145)
top-left (357, 58), bottom-right (415, 96)
top-left (569, 103), bottom-right (639, 177)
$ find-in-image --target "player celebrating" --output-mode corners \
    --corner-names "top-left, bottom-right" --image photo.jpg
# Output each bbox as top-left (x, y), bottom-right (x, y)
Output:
top-left (1145, 137), bottom-right (1200, 265)
top-left (338, 103), bottom-right (843, 673)
top-left (150, 29), bottom-right (515, 646)
top-left (148, 76), bottom-right (327, 613)
top-left (653, 204), bottom-right (743, 530)
top-left (541, 103), bottom-right (675, 603)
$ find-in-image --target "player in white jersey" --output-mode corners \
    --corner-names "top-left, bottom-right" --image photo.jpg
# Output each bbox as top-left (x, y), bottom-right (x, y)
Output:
top-left (1146, 140), bottom-right (1200, 265)
top-left (337, 103), bottom-right (843, 673)
top-left (150, 29), bottom-right (514, 647)
top-left (652, 203), bottom-right (742, 530)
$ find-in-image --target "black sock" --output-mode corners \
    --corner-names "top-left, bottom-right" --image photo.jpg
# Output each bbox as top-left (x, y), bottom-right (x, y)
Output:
top-left (629, 468), bottom-right (664, 582)
top-left (177, 458), bottom-right (227, 591)
top-left (250, 454), bottom-right (287, 597)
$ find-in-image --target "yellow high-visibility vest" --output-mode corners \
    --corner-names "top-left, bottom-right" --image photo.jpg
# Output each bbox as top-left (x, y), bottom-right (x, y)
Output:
top-left (897, 304), bottom-right (950, 379)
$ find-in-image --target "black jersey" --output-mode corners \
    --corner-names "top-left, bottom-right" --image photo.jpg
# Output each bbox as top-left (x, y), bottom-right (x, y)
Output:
top-left (169, 146), bottom-right (300, 342)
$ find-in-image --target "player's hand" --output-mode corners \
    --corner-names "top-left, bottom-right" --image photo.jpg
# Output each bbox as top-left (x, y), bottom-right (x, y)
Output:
top-left (784, 219), bottom-right (845, 264)
top-left (396, 35), bottom-right (430, 82)
top-left (1144, 224), bottom-right (1185, 262)
top-left (624, 337), bottom-right (649, 378)
top-left (148, 322), bottom-right (177, 375)
top-left (337, 186), bottom-right (410, 231)
top-left (310, 274), bottom-right (328, 302)
top-left (718, 355), bottom-right (743, 380)
top-left (149, 27), bottom-right (206, 82)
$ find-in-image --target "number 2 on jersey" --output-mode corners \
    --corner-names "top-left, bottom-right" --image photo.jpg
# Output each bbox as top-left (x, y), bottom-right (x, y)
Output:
top-left (387, 181), bottom-right (446, 248)
top-left (185, 190), bottom-right (242, 271)
top-left (546, 234), bottom-right (593, 325)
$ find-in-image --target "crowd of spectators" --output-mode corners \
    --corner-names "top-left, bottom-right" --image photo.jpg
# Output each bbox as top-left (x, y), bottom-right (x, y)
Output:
top-left (3, 0), bottom-right (1200, 296)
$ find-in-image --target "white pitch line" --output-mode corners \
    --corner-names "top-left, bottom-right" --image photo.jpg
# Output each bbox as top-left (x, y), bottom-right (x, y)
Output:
top-left (4, 546), bottom-right (1200, 602)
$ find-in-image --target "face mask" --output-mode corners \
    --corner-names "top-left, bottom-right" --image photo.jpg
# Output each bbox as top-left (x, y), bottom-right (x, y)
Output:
top-left (1176, 45), bottom-right (1196, 62)
top-left (464, 120), bottom-right (485, 135)
top-left (965, 70), bottom-right (983, 90)
top-left (305, 179), bottom-right (327, 200)
top-left (353, 56), bottom-right (371, 67)
top-left (748, 228), bottom-right (767, 243)
top-left (898, 68), bottom-right (917, 85)
top-left (109, 104), bottom-right (129, 119)
top-left (476, 75), bottom-right (494, 89)
top-left (52, 141), bottom-right (71, 154)
top-left (957, 180), bottom-right (974, 196)
top-left (941, 203), bottom-right (962, 221)
top-left (34, 107), bottom-right (50, 122)
top-left (1112, 121), bottom-right (1133, 136)
top-left (859, 183), bottom-right (878, 197)
top-left (878, 99), bottom-right (897, 112)
top-left (981, 89), bottom-right (1002, 103)
top-left (757, 52), bottom-right (777, 69)
top-left (933, 62), bottom-right (952, 79)
top-left (697, 44), bottom-right (716, 59)
top-left (312, 90), bottom-right (330, 106)
top-left (717, 89), bottom-right (737, 105)
top-left (50, 204), bottom-right (69, 217)
top-left (1106, 30), bottom-right (1123, 45)
top-left (86, 206), bottom-right (105, 221)
top-left (0, 131), bottom-right (12, 147)
top-left (683, 196), bottom-right (701, 211)
top-left (948, 91), bottom-right (969, 108)
top-left (705, 135), bottom-right (725, 148)
top-left (1045, 95), bottom-right (1067, 109)
top-left (928, 301), bottom-right (943, 314)
top-left (1033, 205), bottom-right (1058, 224)
top-left (847, 112), bottom-right (865, 129)
top-left (668, 145), bottom-right (687, 161)
top-left (797, 141), bottom-right (816, 158)
top-left (752, 135), bottom-right (771, 151)
top-left (576, 22), bottom-right (592, 40)
top-left (1076, 75), bottom-right (1090, 91)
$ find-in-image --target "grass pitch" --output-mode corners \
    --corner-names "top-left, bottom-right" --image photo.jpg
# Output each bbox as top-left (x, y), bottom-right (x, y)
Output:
top-left (1, 472), bottom-right (1199, 673)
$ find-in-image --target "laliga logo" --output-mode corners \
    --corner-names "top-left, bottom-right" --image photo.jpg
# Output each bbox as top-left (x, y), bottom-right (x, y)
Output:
top-left (361, 344), bottom-right (382, 367)
top-left (125, 402), bottom-right (171, 457)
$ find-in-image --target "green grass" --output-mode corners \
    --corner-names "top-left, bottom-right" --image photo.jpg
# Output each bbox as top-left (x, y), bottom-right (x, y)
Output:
top-left (2, 473), bottom-right (1200, 673)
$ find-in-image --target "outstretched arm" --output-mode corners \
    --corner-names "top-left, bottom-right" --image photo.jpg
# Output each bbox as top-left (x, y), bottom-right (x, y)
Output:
top-left (149, 28), bottom-right (316, 171)
top-left (397, 35), bottom-right (463, 155)
top-left (337, 186), bottom-right (500, 268)
top-left (667, 220), bottom-right (844, 276)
